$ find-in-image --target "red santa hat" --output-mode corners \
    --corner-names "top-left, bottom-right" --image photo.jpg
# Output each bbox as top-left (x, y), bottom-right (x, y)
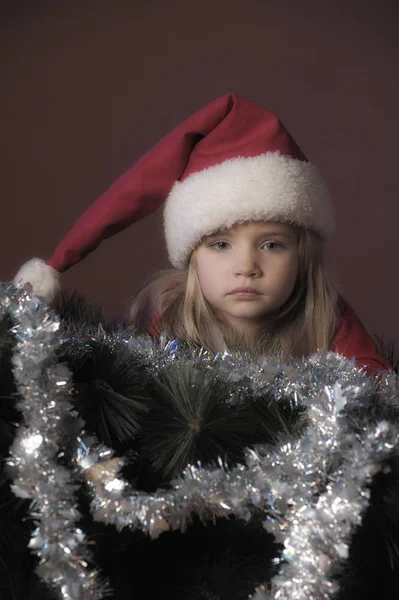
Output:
top-left (14, 93), bottom-right (335, 302)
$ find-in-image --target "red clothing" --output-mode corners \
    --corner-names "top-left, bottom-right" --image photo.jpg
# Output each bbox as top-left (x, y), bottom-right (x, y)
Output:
top-left (330, 300), bottom-right (391, 375)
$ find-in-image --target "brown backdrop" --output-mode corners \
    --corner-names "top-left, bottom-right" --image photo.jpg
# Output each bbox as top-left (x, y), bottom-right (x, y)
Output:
top-left (1, 0), bottom-right (399, 344)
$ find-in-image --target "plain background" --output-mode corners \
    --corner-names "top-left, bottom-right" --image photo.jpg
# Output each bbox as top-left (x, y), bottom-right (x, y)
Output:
top-left (1, 0), bottom-right (398, 345)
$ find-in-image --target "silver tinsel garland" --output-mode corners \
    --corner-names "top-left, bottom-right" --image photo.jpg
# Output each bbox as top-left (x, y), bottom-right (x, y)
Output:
top-left (251, 383), bottom-right (399, 599)
top-left (2, 285), bottom-right (110, 600)
top-left (2, 284), bottom-right (399, 599)
top-left (76, 357), bottom-right (399, 599)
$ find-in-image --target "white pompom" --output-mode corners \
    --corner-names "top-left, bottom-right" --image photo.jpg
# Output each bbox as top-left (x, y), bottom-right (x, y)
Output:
top-left (14, 258), bottom-right (61, 303)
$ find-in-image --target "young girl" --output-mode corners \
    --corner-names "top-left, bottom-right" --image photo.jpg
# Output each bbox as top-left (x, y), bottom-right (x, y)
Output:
top-left (15, 93), bottom-right (390, 374)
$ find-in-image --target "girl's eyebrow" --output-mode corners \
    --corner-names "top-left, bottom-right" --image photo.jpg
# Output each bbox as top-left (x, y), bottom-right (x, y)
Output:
top-left (257, 231), bottom-right (294, 238)
top-left (203, 232), bottom-right (229, 241)
top-left (203, 229), bottom-right (295, 241)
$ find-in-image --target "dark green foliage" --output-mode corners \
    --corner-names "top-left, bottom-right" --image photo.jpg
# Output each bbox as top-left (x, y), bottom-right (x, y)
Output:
top-left (53, 290), bottom-right (108, 333)
top-left (52, 292), bottom-right (149, 452)
top-left (138, 360), bottom-right (296, 486)
top-left (88, 515), bottom-right (278, 600)
top-left (375, 335), bottom-right (399, 374)
top-left (0, 313), bottom-right (20, 452)
top-left (61, 340), bottom-right (150, 453)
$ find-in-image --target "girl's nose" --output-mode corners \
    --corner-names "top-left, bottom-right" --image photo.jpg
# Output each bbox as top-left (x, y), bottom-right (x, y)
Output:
top-left (234, 250), bottom-right (261, 277)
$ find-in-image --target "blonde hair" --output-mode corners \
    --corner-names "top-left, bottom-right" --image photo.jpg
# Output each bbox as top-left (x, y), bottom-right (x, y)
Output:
top-left (129, 227), bottom-right (338, 359)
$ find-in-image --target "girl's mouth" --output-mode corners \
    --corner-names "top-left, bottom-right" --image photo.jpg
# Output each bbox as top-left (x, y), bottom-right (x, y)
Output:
top-left (227, 287), bottom-right (261, 295)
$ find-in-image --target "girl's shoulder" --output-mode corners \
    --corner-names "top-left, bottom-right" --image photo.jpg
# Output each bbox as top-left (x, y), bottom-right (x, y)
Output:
top-left (330, 296), bottom-right (392, 374)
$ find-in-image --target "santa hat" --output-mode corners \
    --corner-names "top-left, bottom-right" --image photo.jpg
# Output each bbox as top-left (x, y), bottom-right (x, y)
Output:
top-left (14, 93), bottom-right (335, 303)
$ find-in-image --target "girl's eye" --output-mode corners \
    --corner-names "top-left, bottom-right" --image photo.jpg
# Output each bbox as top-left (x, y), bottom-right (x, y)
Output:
top-left (211, 241), bottom-right (230, 250)
top-left (262, 241), bottom-right (281, 250)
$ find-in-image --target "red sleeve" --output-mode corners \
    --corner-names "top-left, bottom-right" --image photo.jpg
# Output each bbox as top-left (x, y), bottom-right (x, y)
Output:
top-left (147, 309), bottom-right (161, 337)
top-left (330, 299), bottom-right (392, 375)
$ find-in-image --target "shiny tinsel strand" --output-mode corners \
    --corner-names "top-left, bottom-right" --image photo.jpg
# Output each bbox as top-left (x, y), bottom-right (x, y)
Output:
top-left (2, 285), bottom-right (110, 600)
top-left (252, 381), bottom-right (399, 600)
top-left (76, 347), bottom-right (399, 599)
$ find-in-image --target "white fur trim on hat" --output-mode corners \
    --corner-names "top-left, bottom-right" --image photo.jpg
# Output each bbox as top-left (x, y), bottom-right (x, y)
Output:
top-left (164, 151), bottom-right (335, 268)
top-left (14, 258), bottom-right (61, 303)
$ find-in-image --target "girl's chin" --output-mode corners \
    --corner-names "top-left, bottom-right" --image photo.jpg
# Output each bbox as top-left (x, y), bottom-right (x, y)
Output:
top-left (219, 312), bottom-right (271, 327)
top-left (224, 305), bottom-right (273, 319)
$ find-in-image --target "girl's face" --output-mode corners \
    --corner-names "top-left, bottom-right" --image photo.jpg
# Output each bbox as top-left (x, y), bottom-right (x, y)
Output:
top-left (195, 221), bottom-right (299, 333)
